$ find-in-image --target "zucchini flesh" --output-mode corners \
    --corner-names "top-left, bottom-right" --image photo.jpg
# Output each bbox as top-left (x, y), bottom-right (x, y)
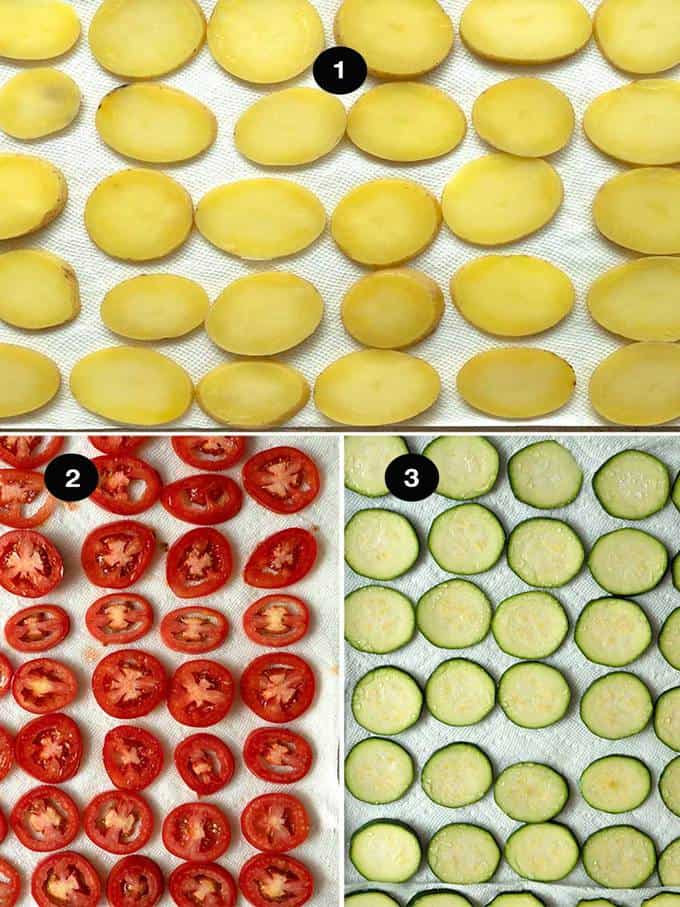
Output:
top-left (350, 820), bottom-right (421, 883)
top-left (580, 755), bottom-right (651, 813)
top-left (417, 579), bottom-right (491, 648)
top-left (488, 896), bottom-right (546, 907)
top-left (507, 517), bottom-right (584, 588)
top-left (407, 891), bottom-right (472, 907)
top-left (345, 737), bottom-right (414, 804)
top-left (588, 528), bottom-right (668, 595)
top-left (660, 756), bottom-right (680, 816)
top-left (427, 824), bottom-right (500, 884)
top-left (583, 825), bottom-right (656, 888)
top-left (577, 902), bottom-right (617, 907)
top-left (423, 435), bottom-right (499, 500)
top-left (593, 449), bottom-right (670, 519)
top-left (426, 658), bottom-right (495, 726)
top-left (498, 662), bottom-right (570, 729)
top-left (346, 894), bottom-right (401, 907)
top-left (345, 508), bottom-right (419, 580)
top-left (659, 838), bottom-right (680, 885)
top-left (655, 687), bottom-right (680, 751)
top-left (352, 666), bottom-right (422, 735)
top-left (505, 823), bottom-right (579, 882)
top-left (581, 672), bottom-right (653, 740)
top-left (494, 762), bottom-right (568, 823)
top-left (642, 896), bottom-right (680, 907)
top-left (492, 591), bottom-right (568, 658)
top-left (428, 503), bottom-right (505, 574)
top-left (345, 586), bottom-right (415, 653)
top-left (345, 435), bottom-right (408, 496)
top-left (508, 440), bottom-right (582, 509)
top-left (421, 743), bottom-right (492, 807)
top-left (674, 469), bottom-right (680, 512)
top-left (575, 596), bottom-right (652, 667)
top-left (674, 552), bottom-right (680, 591)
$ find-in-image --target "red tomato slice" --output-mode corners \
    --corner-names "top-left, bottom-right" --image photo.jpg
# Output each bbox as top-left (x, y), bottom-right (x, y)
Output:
top-left (0, 529), bottom-right (63, 599)
top-left (169, 862), bottom-right (236, 907)
top-left (0, 654), bottom-right (12, 696)
top-left (244, 528), bottom-right (317, 590)
top-left (0, 470), bottom-right (55, 529)
top-left (242, 447), bottom-right (320, 514)
top-left (16, 713), bottom-right (82, 783)
top-left (239, 854), bottom-right (313, 907)
top-left (166, 528), bottom-right (233, 600)
top-left (241, 794), bottom-right (310, 853)
top-left (85, 593), bottom-right (153, 646)
top-left (31, 852), bottom-right (100, 907)
top-left (160, 607), bottom-right (228, 654)
top-left (240, 653), bottom-right (315, 723)
top-left (168, 660), bottom-right (234, 728)
top-left (172, 437), bottom-right (245, 472)
top-left (162, 803), bottom-right (230, 862)
top-left (0, 727), bottom-right (13, 780)
top-left (81, 521), bottom-right (155, 589)
top-left (107, 856), bottom-right (164, 907)
top-left (91, 456), bottom-right (162, 516)
top-left (11, 785), bottom-right (80, 852)
top-left (161, 474), bottom-right (242, 526)
top-left (0, 857), bottom-right (20, 907)
top-left (243, 728), bottom-right (313, 785)
top-left (243, 595), bottom-right (309, 648)
top-left (103, 726), bottom-right (164, 791)
top-left (92, 649), bottom-right (166, 719)
top-left (4, 605), bottom-right (70, 653)
top-left (174, 733), bottom-right (235, 796)
top-left (83, 790), bottom-right (153, 855)
top-left (89, 437), bottom-right (150, 455)
top-left (0, 810), bottom-right (6, 846)
top-left (12, 658), bottom-right (77, 714)
top-left (0, 436), bottom-right (63, 469)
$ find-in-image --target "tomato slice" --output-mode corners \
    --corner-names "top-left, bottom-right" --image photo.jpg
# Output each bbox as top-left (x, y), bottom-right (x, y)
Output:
top-left (243, 595), bottom-right (310, 648)
top-left (92, 650), bottom-right (166, 719)
top-left (0, 470), bottom-right (55, 529)
top-left (243, 728), bottom-right (313, 785)
top-left (239, 854), bottom-right (313, 907)
top-left (240, 653), bottom-right (315, 723)
top-left (103, 726), bottom-right (164, 791)
top-left (91, 456), bottom-right (162, 516)
top-left (0, 810), bottom-right (6, 846)
top-left (107, 856), bottom-right (164, 907)
top-left (0, 436), bottom-right (63, 469)
top-left (4, 605), bottom-right (70, 653)
top-left (0, 857), bottom-right (20, 907)
top-left (172, 437), bottom-right (245, 471)
top-left (16, 713), bottom-right (82, 783)
top-left (0, 727), bottom-right (13, 780)
top-left (161, 474), bottom-right (243, 526)
top-left (84, 790), bottom-right (153, 855)
top-left (11, 785), bottom-right (80, 852)
top-left (166, 528), bottom-right (233, 600)
top-left (243, 529), bottom-right (317, 590)
top-left (0, 653), bottom-right (12, 695)
top-left (0, 529), bottom-right (63, 599)
top-left (241, 794), bottom-right (310, 853)
top-left (31, 851), bottom-right (100, 907)
top-left (81, 521), bottom-right (156, 589)
top-left (169, 862), bottom-right (236, 907)
top-left (89, 437), bottom-right (150, 455)
top-left (242, 447), bottom-right (320, 514)
top-left (162, 803), bottom-right (230, 862)
top-left (168, 660), bottom-right (234, 728)
top-left (85, 593), bottom-right (153, 646)
top-left (174, 733), bottom-right (235, 796)
top-left (12, 658), bottom-right (77, 714)
top-left (160, 607), bottom-right (228, 654)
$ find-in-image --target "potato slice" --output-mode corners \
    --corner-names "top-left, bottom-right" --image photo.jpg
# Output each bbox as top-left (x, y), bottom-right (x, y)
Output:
top-left (0, 344), bottom-right (60, 418)
top-left (198, 361), bottom-right (310, 428)
top-left (315, 350), bottom-right (440, 425)
top-left (208, 0), bottom-right (323, 84)
top-left (473, 78), bottom-right (574, 157)
top-left (457, 348), bottom-right (576, 419)
top-left (460, 0), bottom-right (592, 63)
top-left (89, 0), bottom-right (205, 79)
top-left (0, 154), bottom-right (67, 240)
top-left (590, 342), bottom-right (680, 426)
top-left (452, 256), bottom-right (574, 337)
top-left (96, 83), bottom-right (216, 164)
top-left (335, 0), bottom-right (454, 78)
top-left (342, 269), bottom-right (444, 348)
top-left (0, 0), bottom-right (80, 61)
top-left (594, 0), bottom-right (680, 75)
top-left (0, 250), bottom-right (79, 330)
top-left (0, 69), bottom-right (80, 140)
top-left (235, 88), bottom-right (346, 166)
top-left (196, 179), bottom-right (325, 261)
top-left (71, 347), bottom-right (193, 426)
top-left (442, 154), bottom-right (562, 246)
top-left (101, 275), bottom-right (209, 341)
top-left (85, 169), bottom-right (193, 262)
top-left (593, 168), bottom-right (680, 255)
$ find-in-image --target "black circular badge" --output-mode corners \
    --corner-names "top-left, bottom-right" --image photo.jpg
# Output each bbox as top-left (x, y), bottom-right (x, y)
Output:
top-left (313, 46), bottom-right (367, 94)
top-left (385, 454), bottom-right (439, 502)
top-left (44, 454), bottom-right (99, 502)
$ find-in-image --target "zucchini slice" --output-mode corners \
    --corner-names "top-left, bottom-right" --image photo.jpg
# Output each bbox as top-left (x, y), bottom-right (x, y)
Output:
top-left (660, 756), bottom-right (680, 815)
top-left (588, 528), bottom-right (668, 595)
top-left (583, 825), bottom-right (656, 888)
top-left (498, 662), bottom-right (570, 729)
top-left (345, 509), bottom-right (419, 580)
top-left (426, 659), bottom-right (495, 726)
top-left (508, 440), bottom-right (582, 509)
top-left (575, 597), bottom-right (652, 666)
top-left (643, 896), bottom-right (680, 907)
top-left (352, 667), bottom-right (423, 735)
top-left (580, 755), bottom-right (651, 813)
top-left (345, 436), bottom-right (409, 497)
top-left (505, 822), bottom-right (579, 882)
top-left (492, 591), bottom-right (568, 658)
top-left (350, 820), bottom-right (421, 883)
top-left (423, 436), bottom-right (499, 500)
top-left (346, 893), bottom-right (401, 907)
top-left (427, 824), bottom-right (500, 884)
top-left (428, 504), bottom-right (505, 575)
top-left (593, 449), bottom-right (670, 519)
top-left (345, 737), bottom-right (415, 804)
top-left (421, 743), bottom-right (493, 808)
top-left (408, 893), bottom-right (472, 907)
top-left (345, 586), bottom-right (415, 654)
top-left (580, 672), bottom-right (653, 739)
top-left (674, 552), bottom-right (680, 591)
top-left (494, 762), bottom-right (569, 823)
top-left (659, 837), bottom-right (680, 885)
top-left (507, 518), bottom-right (584, 588)
top-left (577, 902), bottom-right (617, 907)
top-left (655, 687), bottom-right (680, 751)
top-left (674, 470), bottom-right (680, 512)
top-left (660, 609), bottom-right (680, 669)
top-left (417, 580), bottom-right (492, 649)
top-left (488, 895), bottom-right (546, 907)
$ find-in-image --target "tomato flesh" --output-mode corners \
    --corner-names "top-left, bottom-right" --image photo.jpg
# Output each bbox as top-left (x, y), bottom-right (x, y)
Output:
top-left (81, 521), bottom-right (155, 589)
top-left (107, 856), bottom-right (164, 907)
top-left (162, 803), bottom-right (230, 862)
top-left (174, 733), bottom-right (235, 796)
top-left (103, 726), bottom-right (163, 791)
top-left (240, 653), bottom-right (315, 723)
top-left (16, 713), bottom-right (82, 783)
top-left (31, 851), bottom-right (100, 907)
top-left (0, 470), bottom-right (55, 528)
top-left (89, 437), bottom-right (149, 455)
top-left (0, 529), bottom-right (63, 598)
top-left (161, 474), bottom-right (242, 526)
top-left (84, 790), bottom-right (153, 855)
top-left (160, 607), bottom-right (228, 654)
top-left (0, 654), bottom-right (12, 696)
top-left (86, 593), bottom-right (153, 646)
top-left (5, 605), bottom-right (70, 652)
top-left (242, 447), bottom-right (320, 514)
top-left (241, 794), bottom-right (310, 853)
top-left (92, 649), bottom-right (166, 719)
top-left (239, 854), bottom-right (313, 907)
top-left (244, 528), bottom-right (317, 590)
top-left (0, 810), bottom-right (6, 846)
top-left (12, 658), bottom-right (77, 714)
top-left (243, 728), bottom-right (313, 785)
top-left (243, 595), bottom-right (309, 648)
top-left (172, 436), bottom-right (245, 471)
top-left (11, 785), bottom-right (80, 852)
top-left (0, 857), bottom-right (20, 907)
top-left (0, 436), bottom-right (63, 469)
top-left (168, 660), bottom-right (234, 728)
top-left (0, 727), bottom-right (13, 780)
top-left (91, 456), bottom-right (162, 516)
top-left (166, 528), bottom-right (233, 600)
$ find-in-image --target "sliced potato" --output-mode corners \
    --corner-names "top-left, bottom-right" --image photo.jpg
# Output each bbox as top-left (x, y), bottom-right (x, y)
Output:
top-left (197, 361), bottom-right (310, 428)
top-left (85, 169), bottom-right (193, 262)
top-left (0, 154), bottom-right (67, 240)
top-left (0, 344), bottom-right (60, 418)
top-left (0, 250), bottom-right (79, 330)
top-left (0, 0), bottom-right (80, 61)
top-left (452, 256), bottom-right (574, 337)
top-left (208, 0), bottom-right (323, 84)
top-left (589, 342), bottom-right (680, 426)
top-left (89, 0), bottom-right (205, 79)
top-left (458, 348), bottom-right (576, 419)
top-left (594, 0), bottom-right (680, 75)
top-left (442, 154), bottom-right (562, 246)
top-left (206, 273), bottom-right (323, 355)
top-left (593, 168), bottom-right (680, 255)
top-left (71, 347), bottom-right (193, 426)
top-left (0, 69), bottom-right (80, 140)
top-left (342, 269), bottom-right (444, 348)
top-left (473, 78), bottom-right (574, 157)
top-left (315, 350), bottom-right (440, 425)
top-left (101, 275), bottom-right (209, 341)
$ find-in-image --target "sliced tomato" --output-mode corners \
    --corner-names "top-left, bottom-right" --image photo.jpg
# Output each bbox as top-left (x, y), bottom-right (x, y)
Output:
top-left (243, 595), bottom-right (309, 648)
top-left (239, 854), bottom-right (313, 907)
top-left (0, 653), bottom-right (12, 695)
top-left (0, 810), bottom-right (5, 845)
top-left (91, 456), bottom-right (162, 516)
top-left (241, 794), bottom-right (310, 853)
top-left (4, 605), bottom-right (70, 653)
top-left (10, 785), bottom-right (79, 852)
top-left (103, 726), bottom-right (163, 791)
top-left (12, 658), bottom-right (77, 714)
top-left (107, 856), bottom-right (164, 907)
top-left (172, 437), bottom-right (245, 472)
top-left (81, 521), bottom-right (155, 589)
top-left (31, 851), bottom-right (100, 907)
top-left (92, 649), bottom-right (166, 719)
top-left (244, 529), bottom-right (317, 590)
top-left (83, 790), bottom-right (153, 855)
top-left (240, 653), bottom-right (315, 724)
top-left (166, 528), bottom-right (233, 600)
top-left (0, 470), bottom-right (55, 529)
top-left (160, 607), bottom-right (228, 654)
top-left (174, 733), bottom-right (235, 796)
top-left (168, 660), bottom-right (234, 728)
top-left (0, 857), bottom-right (20, 907)
top-left (85, 593), bottom-right (153, 646)
top-left (15, 713), bottom-right (82, 783)
top-left (161, 474), bottom-right (242, 526)
top-left (162, 803), bottom-right (230, 862)
top-left (0, 436), bottom-right (63, 469)
top-left (0, 726), bottom-right (12, 780)
top-left (0, 529), bottom-right (63, 599)
top-left (89, 437), bottom-right (149, 455)
top-left (243, 728), bottom-right (313, 785)
top-left (242, 447), bottom-right (320, 514)
top-left (169, 862), bottom-right (236, 907)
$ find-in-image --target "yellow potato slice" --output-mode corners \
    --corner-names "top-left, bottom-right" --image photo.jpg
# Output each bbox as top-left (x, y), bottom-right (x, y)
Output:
top-left (593, 168), bottom-right (680, 255)
top-left (0, 154), bottom-right (67, 241)
top-left (590, 342), bottom-right (680, 426)
top-left (235, 88), bottom-right (346, 167)
top-left (208, 0), bottom-right (323, 84)
top-left (473, 78), bottom-right (574, 157)
top-left (0, 69), bottom-right (80, 140)
top-left (442, 154), bottom-right (563, 246)
top-left (594, 0), bottom-right (680, 75)
top-left (342, 269), bottom-right (444, 348)
top-left (206, 273), bottom-right (323, 356)
top-left (196, 179), bottom-right (325, 261)
top-left (460, 0), bottom-right (592, 63)
top-left (96, 83), bottom-right (216, 164)
top-left (70, 347), bottom-right (193, 426)
top-left (85, 169), bottom-right (193, 262)
top-left (0, 250), bottom-right (79, 330)
top-left (315, 349), bottom-right (440, 425)
top-left (89, 0), bottom-right (205, 79)
top-left (197, 361), bottom-right (310, 428)
top-left (0, 0), bottom-right (80, 61)
top-left (335, 0), bottom-right (454, 78)
top-left (457, 348), bottom-right (576, 419)
top-left (0, 344), bottom-right (60, 418)
top-left (332, 179), bottom-right (441, 267)
top-left (452, 256), bottom-right (574, 337)
top-left (101, 275), bottom-right (209, 341)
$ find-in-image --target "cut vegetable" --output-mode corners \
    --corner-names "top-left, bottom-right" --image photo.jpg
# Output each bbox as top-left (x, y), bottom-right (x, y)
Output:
top-left (594, 168), bottom-right (680, 255)
top-left (674, 553), bottom-right (680, 591)
top-left (575, 597), bottom-right (651, 666)
top-left (0, 250), bottom-right (79, 330)
top-left (588, 528), bottom-right (667, 595)
top-left (499, 662), bottom-right (570, 729)
top-left (659, 838), bottom-right (680, 885)
top-left (197, 361), bottom-right (309, 428)
top-left (346, 895), bottom-right (400, 907)
top-left (421, 743), bottom-right (492, 808)
top-left (594, 0), bottom-right (680, 74)
top-left (345, 738), bottom-right (414, 804)
top-left (494, 763), bottom-right (568, 823)
top-left (0, 154), bottom-right (67, 240)
top-left (423, 436), bottom-right (499, 500)
top-left (590, 342), bottom-right (680, 426)
top-left (580, 672), bottom-right (653, 739)
top-left (350, 820), bottom-right (421, 883)
top-left (505, 823), bottom-right (579, 881)
top-left (427, 824), bottom-right (500, 884)
top-left (101, 274), bottom-right (209, 341)
top-left (660, 758), bottom-right (680, 815)
top-left (580, 755), bottom-right (651, 813)
top-left (428, 504), bottom-right (504, 575)
top-left (488, 896), bottom-right (545, 907)
top-left (345, 509), bottom-right (419, 580)
top-left (508, 440), bottom-right (582, 509)
top-left (0, 68), bottom-right (80, 139)
top-left (492, 592), bottom-right (568, 659)
top-left (352, 667), bottom-right (422, 735)
top-left (408, 894), bottom-right (472, 907)
top-left (426, 658), bottom-right (495, 726)
top-left (660, 609), bottom-right (680, 669)
top-left (417, 579), bottom-right (492, 649)
top-left (345, 586), bottom-right (415, 653)
top-left (594, 449), bottom-right (670, 520)
top-left (0, 344), bottom-right (60, 418)
top-left (507, 518), bottom-right (584, 588)
top-left (0, 0), bottom-right (80, 60)
top-left (344, 436), bottom-right (409, 497)
top-left (583, 825), bottom-right (656, 888)
top-left (655, 688), bottom-right (680, 751)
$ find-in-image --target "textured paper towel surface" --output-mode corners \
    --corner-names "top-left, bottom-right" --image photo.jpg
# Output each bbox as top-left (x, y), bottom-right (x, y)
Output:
top-left (0, 434), bottom-right (340, 905)
top-left (345, 434), bottom-right (680, 903)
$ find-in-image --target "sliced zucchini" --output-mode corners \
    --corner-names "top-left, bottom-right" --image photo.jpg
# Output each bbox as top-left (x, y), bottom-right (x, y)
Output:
top-left (660, 756), bottom-right (680, 815)
top-left (426, 659), bottom-right (495, 727)
top-left (423, 436), bottom-right (499, 500)
top-left (345, 738), bottom-right (415, 804)
top-left (421, 743), bottom-right (493, 808)
top-left (593, 449), bottom-right (670, 519)
top-left (674, 553), bottom-right (680, 591)
top-left (580, 755), bottom-right (651, 813)
top-left (655, 687), bottom-right (680, 751)
top-left (588, 528), bottom-right (668, 595)
top-left (508, 440), bottom-right (582, 509)
top-left (507, 518), bottom-right (584, 588)
top-left (427, 824), bottom-right (500, 884)
top-left (350, 820), bottom-right (421, 883)
top-left (661, 610), bottom-right (680, 670)
top-left (352, 667), bottom-right (422, 736)
top-left (575, 597), bottom-right (652, 667)
top-left (576, 902), bottom-right (617, 907)
top-left (345, 586), bottom-right (415, 654)
top-left (408, 893), bottom-right (471, 907)
top-left (659, 837), bottom-right (680, 885)
top-left (492, 591), bottom-right (568, 659)
top-left (428, 504), bottom-right (505, 575)
top-left (642, 896), bottom-right (680, 907)
top-left (488, 895), bottom-right (546, 907)
top-left (498, 662), bottom-right (570, 729)
top-left (345, 509), bottom-right (419, 580)
top-left (583, 825), bottom-right (656, 888)
top-left (345, 436), bottom-right (408, 497)
top-left (494, 762), bottom-right (568, 823)
top-left (580, 672), bottom-right (653, 740)
top-left (505, 822), bottom-right (579, 882)
top-left (674, 470), bottom-right (680, 511)
top-left (417, 580), bottom-right (492, 649)
top-left (346, 893), bottom-right (401, 907)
